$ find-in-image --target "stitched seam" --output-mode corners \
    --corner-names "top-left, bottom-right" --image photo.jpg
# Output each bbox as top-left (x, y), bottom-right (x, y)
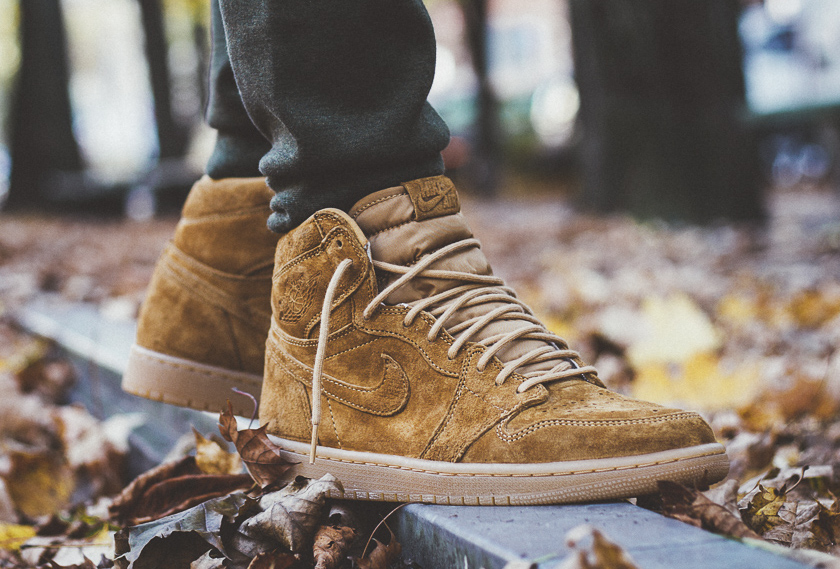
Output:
top-left (276, 323), bottom-right (354, 347)
top-left (463, 386), bottom-right (507, 413)
top-left (168, 244), bottom-right (272, 284)
top-left (276, 448), bottom-right (726, 476)
top-left (496, 412), bottom-right (701, 442)
top-left (367, 219), bottom-right (414, 238)
top-left (159, 260), bottom-right (270, 327)
top-left (350, 192), bottom-right (403, 218)
top-left (424, 378), bottom-right (465, 459)
top-left (326, 338), bottom-right (377, 359)
top-left (327, 399), bottom-right (342, 449)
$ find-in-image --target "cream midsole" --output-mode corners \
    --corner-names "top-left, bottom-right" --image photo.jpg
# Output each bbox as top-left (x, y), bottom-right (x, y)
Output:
top-left (260, 427), bottom-right (729, 504)
top-left (123, 344), bottom-right (263, 416)
top-left (265, 434), bottom-right (725, 477)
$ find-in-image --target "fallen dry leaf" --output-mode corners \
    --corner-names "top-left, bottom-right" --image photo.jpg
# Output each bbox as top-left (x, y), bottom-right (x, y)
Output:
top-left (194, 428), bottom-right (243, 476)
top-left (235, 475), bottom-right (343, 554)
top-left (110, 456), bottom-right (201, 524)
top-left (354, 527), bottom-right (401, 569)
top-left (124, 473), bottom-right (254, 526)
top-left (5, 451), bottom-right (75, 518)
top-left (246, 549), bottom-right (298, 569)
top-left (741, 484), bottom-right (789, 536)
top-left (0, 524), bottom-right (36, 552)
top-left (120, 492), bottom-right (253, 568)
top-left (313, 525), bottom-right (358, 569)
top-left (219, 404), bottom-right (296, 488)
top-left (190, 550), bottom-right (226, 569)
top-left (559, 525), bottom-right (638, 569)
top-left (657, 481), bottom-right (761, 539)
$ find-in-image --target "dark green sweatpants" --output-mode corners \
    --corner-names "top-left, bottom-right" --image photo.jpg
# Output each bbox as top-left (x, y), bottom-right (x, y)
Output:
top-left (205, 0), bottom-right (450, 233)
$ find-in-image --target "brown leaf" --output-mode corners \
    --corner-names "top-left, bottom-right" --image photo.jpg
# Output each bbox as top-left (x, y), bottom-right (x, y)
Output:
top-left (219, 403), bottom-right (296, 488)
top-left (109, 455), bottom-right (252, 525)
top-left (190, 551), bottom-right (226, 569)
top-left (6, 451), bottom-right (74, 518)
top-left (110, 456), bottom-right (201, 523)
top-left (355, 527), bottom-right (401, 569)
top-left (658, 481), bottom-right (761, 539)
top-left (562, 525), bottom-right (639, 569)
top-left (236, 475), bottom-right (343, 554)
top-left (246, 550), bottom-right (298, 569)
top-left (789, 501), bottom-right (840, 552)
top-left (313, 525), bottom-right (358, 569)
top-left (126, 473), bottom-right (254, 525)
top-left (193, 429), bottom-right (243, 476)
top-left (741, 484), bottom-right (789, 536)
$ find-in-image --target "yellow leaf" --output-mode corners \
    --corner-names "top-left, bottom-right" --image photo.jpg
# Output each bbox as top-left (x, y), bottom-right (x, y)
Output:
top-left (716, 294), bottom-right (759, 327)
top-left (787, 289), bottom-right (840, 329)
top-left (627, 294), bottom-right (721, 367)
top-left (193, 428), bottom-right (243, 476)
top-left (5, 453), bottom-right (74, 518)
top-left (0, 523), bottom-right (35, 551)
top-left (541, 315), bottom-right (578, 345)
top-left (632, 352), bottom-right (761, 410)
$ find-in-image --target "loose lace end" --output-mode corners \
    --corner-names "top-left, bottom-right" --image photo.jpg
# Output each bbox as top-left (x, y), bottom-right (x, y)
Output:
top-left (310, 425), bottom-right (319, 464)
top-left (310, 258), bottom-right (353, 466)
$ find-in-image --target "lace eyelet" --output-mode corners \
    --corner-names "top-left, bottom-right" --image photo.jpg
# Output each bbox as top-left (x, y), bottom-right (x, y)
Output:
top-left (335, 239), bottom-right (343, 249)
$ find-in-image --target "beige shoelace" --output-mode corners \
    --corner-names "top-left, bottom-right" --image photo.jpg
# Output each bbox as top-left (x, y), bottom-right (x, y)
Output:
top-left (309, 238), bottom-right (597, 462)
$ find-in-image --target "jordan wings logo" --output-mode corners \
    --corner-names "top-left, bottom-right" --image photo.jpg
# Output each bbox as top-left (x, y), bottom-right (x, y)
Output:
top-left (279, 351), bottom-right (410, 416)
top-left (403, 176), bottom-right (460, 221)
top-left (277, 271), bottom-right (320, 322)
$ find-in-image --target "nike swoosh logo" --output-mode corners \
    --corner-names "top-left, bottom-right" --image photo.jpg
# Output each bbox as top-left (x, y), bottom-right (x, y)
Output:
top-left (277, 350), bottom-right (410, 416)
top-left (417, 186), bottom-right (454, 212)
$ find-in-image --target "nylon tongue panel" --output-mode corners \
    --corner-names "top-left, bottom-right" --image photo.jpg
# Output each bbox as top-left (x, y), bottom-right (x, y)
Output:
top-left (349, 176), bottom-right (578, 376)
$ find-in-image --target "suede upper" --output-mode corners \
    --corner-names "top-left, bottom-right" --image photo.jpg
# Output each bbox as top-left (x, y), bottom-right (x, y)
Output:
top-left (261, 176), bottom-right (718, 464)
top-left (135, 176), bottom-right (278, 375)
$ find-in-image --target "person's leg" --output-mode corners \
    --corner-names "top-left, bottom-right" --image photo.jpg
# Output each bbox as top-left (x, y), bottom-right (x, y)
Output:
top-left (217, 0), bottom-right (451, 232)
top-left (204, 0), bottom-right (270, 179)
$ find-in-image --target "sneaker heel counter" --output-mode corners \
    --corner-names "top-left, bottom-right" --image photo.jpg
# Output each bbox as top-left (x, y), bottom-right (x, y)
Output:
top-left (136, 250), bottom-right (243, 371)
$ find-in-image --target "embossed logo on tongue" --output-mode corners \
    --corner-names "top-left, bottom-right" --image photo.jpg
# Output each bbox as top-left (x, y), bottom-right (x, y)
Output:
top-left (403, 176), bottom-right (460, 221)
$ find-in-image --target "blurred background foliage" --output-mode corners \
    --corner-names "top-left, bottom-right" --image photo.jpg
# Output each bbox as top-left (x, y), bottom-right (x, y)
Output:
top-left (1, 0), bottom-right (840, 219)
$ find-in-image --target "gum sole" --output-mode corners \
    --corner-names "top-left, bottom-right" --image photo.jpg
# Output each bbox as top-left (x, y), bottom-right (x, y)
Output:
top-left (123, 344), bottom-right (263, 417)
top-left (263, 434), bottom-right (730, 505)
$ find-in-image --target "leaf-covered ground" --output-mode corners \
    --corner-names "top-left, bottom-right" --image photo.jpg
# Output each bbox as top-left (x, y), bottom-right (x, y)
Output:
top-left (0, 184), bottom-right (839, 568)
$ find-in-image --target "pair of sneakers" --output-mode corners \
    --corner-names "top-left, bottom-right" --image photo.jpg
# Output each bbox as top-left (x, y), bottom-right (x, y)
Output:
top-left (123, 175), bottom-right (728, 505)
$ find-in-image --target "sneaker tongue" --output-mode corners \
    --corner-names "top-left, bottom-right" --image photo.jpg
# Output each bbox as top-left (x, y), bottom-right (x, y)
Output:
top-left (349, 176), bottom-right (492, 305)
top-left (349, 177), bottom-right (569, 377)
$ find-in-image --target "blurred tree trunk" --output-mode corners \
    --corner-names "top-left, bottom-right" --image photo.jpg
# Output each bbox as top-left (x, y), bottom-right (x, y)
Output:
top-left (6, 0), bottom-right (82, 209)
top-left (461, 0), bottom-right (501, 195)
top-left (569, 0), bottom-right (765, 222)
top-left (138, 0), bottom-right (188, 160)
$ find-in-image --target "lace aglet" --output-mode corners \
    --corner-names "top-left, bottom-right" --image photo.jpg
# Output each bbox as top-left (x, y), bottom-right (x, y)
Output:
top-left (309, 425), bottom-right (318, 464)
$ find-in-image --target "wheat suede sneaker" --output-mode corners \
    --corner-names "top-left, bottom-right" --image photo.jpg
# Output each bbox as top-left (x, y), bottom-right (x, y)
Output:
top-left (259, 175), bottom-right (729, 505)
top-left (123, 176), bottom-right (277, 416)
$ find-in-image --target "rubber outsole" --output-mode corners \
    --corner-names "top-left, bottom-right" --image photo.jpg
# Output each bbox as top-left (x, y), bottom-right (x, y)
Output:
top-left (263, 431), bottom-right (730, 505)
top-left (123, 344), bottom-right (263, 417)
